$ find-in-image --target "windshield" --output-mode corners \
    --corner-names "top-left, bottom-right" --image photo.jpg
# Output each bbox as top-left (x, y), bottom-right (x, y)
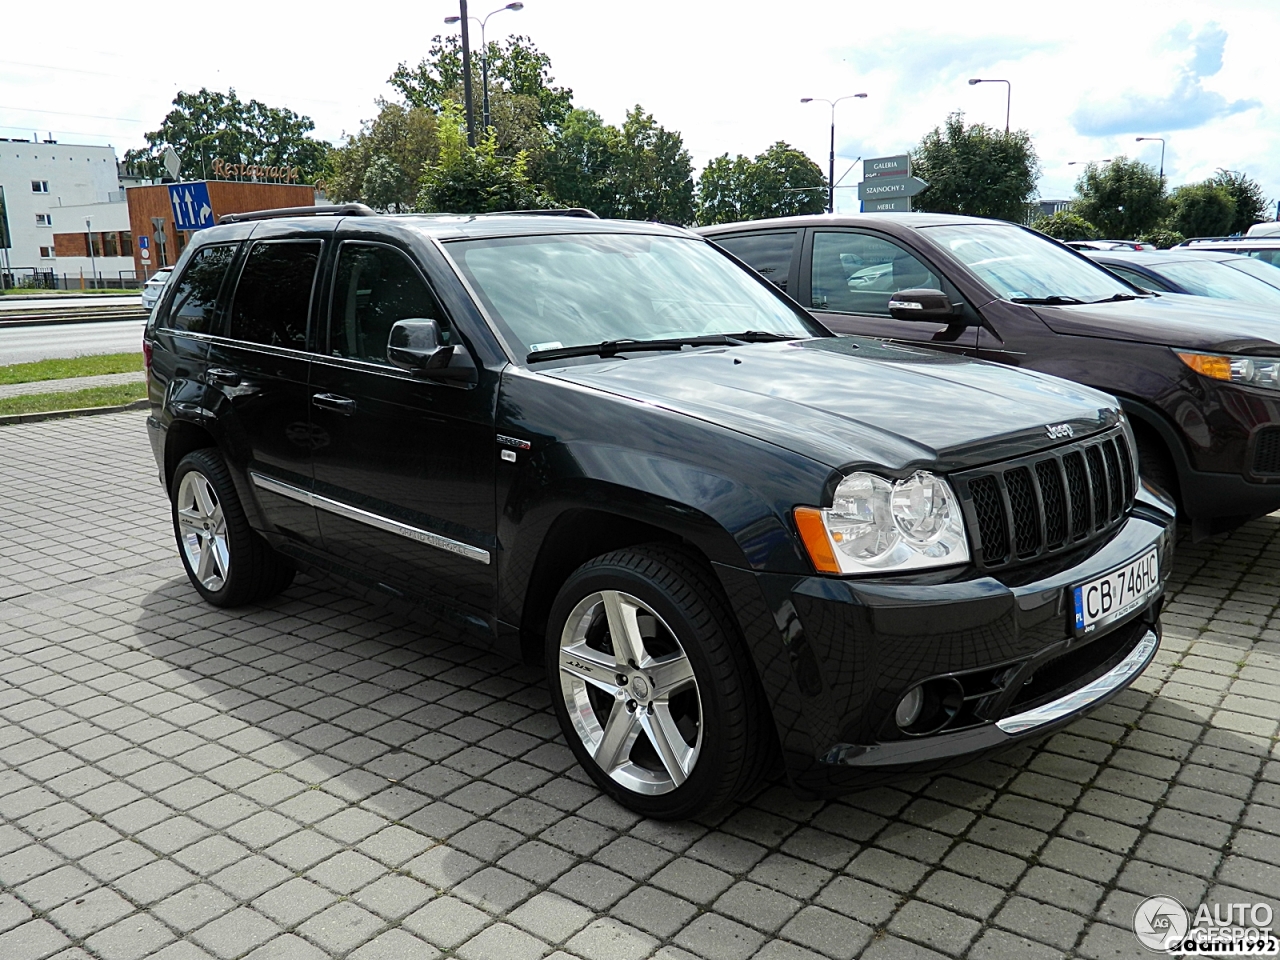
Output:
top-left (445, 233), bottom-right (820, 359)
top-left (923, 223), bottom-right (1136, 303)
top-left (1155, 259), bottom-right (1280, 305)
top-left (1219, 256), bottom-right (1280, 290)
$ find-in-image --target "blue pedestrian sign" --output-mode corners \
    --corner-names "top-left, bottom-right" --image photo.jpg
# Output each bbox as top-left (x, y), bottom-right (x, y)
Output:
top-left (167, 182), bottom-right (214, 231)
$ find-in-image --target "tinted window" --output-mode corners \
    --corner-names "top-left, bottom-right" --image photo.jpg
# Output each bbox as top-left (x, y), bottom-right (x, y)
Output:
top-left (227, 240), bottom-right (322, 348)
top-left (1106, 265), bottom-right (1169, 292)
top-left (329, 243), bottom-right (446, 364)
top-left (163, 245), bottom-right (237, 333)
top-left (810, 232), bottom-right (942, 316)
top-left (715, 232), bottom-right (797, 291)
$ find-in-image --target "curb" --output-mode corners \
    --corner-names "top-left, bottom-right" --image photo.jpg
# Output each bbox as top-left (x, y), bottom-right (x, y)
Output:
top-left (0, 399), bottom-right (148, 427)
top-left (0, 312), bottom-right (148, 329)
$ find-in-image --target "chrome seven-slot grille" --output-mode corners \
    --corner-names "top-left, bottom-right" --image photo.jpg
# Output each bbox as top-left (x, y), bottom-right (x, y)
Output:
top-left (955, 426), bottom-right (1136, 570)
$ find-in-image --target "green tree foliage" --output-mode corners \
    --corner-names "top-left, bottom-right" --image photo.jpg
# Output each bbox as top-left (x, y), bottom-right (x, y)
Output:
top-left (124, 88), bottom-right (329, 182)
top-left (416, 103), bottom-right (549, 214)
top-left (696, 142), bottom-right (826, 225)
top-left (1211, 169), bottom-right (1269, 234)
top-left (1167, 182), bottom-right (1236, 239)
top-left (1137, 227), bottom-right (1186, 249)
top-left (910, 112), bottom-right (1039, 223)
top-left (325, 102), bottom-right (439, 211)
top-left (1031, 211), bottom-right (1099, 242)
top-left (538, 106), bottom-right (695, 223)
top-left (1071, 157), bottom-right (1167, 240)
top-left (390, 34), bottom-right (573, 130)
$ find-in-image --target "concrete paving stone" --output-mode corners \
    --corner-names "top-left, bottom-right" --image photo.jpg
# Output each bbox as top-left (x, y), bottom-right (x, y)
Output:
top-left (1059, 811), bottom-right (1141, 853)
top-left (845, 847), bottom-right (930, 893)
top-left (685, 831), bottom-right (769, 874)
top-left (241, 934), bottom-right (328, 960)
top-left (968, 928), bottom-right (1066, 960)
top-left (403, 895), bottom-right (491, 949)
top-left (190, 906), bottom-right (281, 959)
top-left (550, 862), bottom-right (635, 911)
top-left (404, 843), bottom-right (483, 888)
top-left (712, 880), bottom-right (801, 934)
top-left (296, 900), bottom-right (386, 955)
top-left (152, 883), bottom-right (238, 933)
top-left (1218, 855), bottom-right (1280, 899)
top-left (750, 941), bottom-right (828, 960)
top-left (509, 891), bottom-right (595, 945)
top-left (540, 815), bottom-right (617, 857)
top-left (209, 853), bottom-right (293, 900)
top-left (82, 914), bottom-right (177, 960)
top-left (889, 899), bottom-right (981, 956)
top-left (747, 853), bottom-right (834, 901)
top-left (566, 917), bottom-right (657, 960)
top-left (1038, 837), bottom-right (1124, 884)
top-left (169, 836), bottom-right (247, 878)
top-left (0, 919), bottom-right (70, 960)
top-left (777, 828), bottom-right (858, 871)
top-left (457, 921), bottom-right (548, 960)
top-left (915, 869), bottom-right (1004, 919)
top-left (304, 849), bottom-right (387, 895)
top-left (606, 885), bottom-right (697, 939)
top-left (1149, 807), bottom-right (1233, 848)
top-left (454, 865), bottom-right (536, 914)
top-left (1134, 832), bottom-right (1222, 878)
top-left (46, 886), bottom-right (134, 940)
top-left (650, 857), bottom-right (734, 905)
top-left (252, 877), bottom-right (338, 927)
top-left (349, 929), bottom-right (442, 960)
top-left (875, 822), bottom-right (953, 864)
top-left (994, 895), bottom-right (1086, 949)
top-left (16, 864), bottom-right (98, 911)
top-left (780, 904), bottom-right (874, 960)
top-left (499, 840), bottom-right (578, 885)
top-left (1076, 920), bottom-right (1153, 960)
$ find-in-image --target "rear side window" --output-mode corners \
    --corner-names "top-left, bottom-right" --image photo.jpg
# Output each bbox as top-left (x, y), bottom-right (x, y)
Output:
top-left (715, 232), bottom-right (798, 291)
top-left (328, 243), bottom-right (448, 365)
top-left (163, 245), bottom-right (237, 333)
top-left (227, 240), bottom-right (322, 349)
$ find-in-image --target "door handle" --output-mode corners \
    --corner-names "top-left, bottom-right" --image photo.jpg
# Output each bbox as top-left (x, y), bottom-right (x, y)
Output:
top-left (206, 367), bottom-right (240, 386)
top-left (312, 393), bottom-right (356, 415)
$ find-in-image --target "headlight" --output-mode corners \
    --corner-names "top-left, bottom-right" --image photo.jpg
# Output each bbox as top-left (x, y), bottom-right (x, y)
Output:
top-left (1178, 351), bottom-right (1280, 390)
top-left (794, 471), bottom-right (970, 575)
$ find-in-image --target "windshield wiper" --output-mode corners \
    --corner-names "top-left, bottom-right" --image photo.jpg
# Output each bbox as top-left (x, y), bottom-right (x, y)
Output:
top-left (526, 334), bottom-right (744, 363)
top-left (1089, 293), bottom-right (1147, 303)
top-left (1009, 295), bottom-right (1085, 305)
top-left (721, 330), bottom-right (803, 342)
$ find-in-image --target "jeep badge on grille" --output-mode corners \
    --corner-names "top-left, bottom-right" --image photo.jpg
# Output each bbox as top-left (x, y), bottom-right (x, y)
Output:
top-left (1046, 423), bottom-right (1074, 439)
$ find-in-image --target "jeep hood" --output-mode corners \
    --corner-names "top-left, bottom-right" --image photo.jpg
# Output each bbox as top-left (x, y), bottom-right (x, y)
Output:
top-left (545, 337), bottom-right (1119, 472)
top-left (1033, 293), bottom-right (1280, 353)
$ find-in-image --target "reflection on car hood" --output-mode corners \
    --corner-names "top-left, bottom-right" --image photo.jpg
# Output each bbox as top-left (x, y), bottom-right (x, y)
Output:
top-left (547, 337), bottom-right (1119, 471)
top-left (1034, 293), bottom-right (1280, 353)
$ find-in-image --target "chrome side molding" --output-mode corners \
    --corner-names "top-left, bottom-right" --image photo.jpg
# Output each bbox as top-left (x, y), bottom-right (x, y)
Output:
top-left (250, 472), bottom-right (491, 565)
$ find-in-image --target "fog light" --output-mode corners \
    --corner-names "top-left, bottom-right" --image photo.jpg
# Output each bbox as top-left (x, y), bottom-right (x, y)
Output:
top-left (895, 686), bottom-right (924, 728)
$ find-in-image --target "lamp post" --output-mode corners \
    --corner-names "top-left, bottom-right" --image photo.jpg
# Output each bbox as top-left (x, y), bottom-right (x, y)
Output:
top-left (800, 94), bottom-right (868, 214)
top-left (968, 78), bottom-right (1011, 135)
top-left (85, 217), bottom-right (96, 290)
top-left (1135, 136), bottom-right (1165, 181)
top-left (445, 2), bottom-right (524, 134)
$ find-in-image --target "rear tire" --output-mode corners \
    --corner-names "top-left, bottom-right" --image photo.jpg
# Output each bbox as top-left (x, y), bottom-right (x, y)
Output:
top-left (171, 449), bottom-right (295, 607)
top-left (545, 544), bottom-right (768, 820)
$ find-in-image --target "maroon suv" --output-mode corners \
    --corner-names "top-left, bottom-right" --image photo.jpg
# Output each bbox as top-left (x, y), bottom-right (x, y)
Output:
top-left (699, 214), bottom-right (1280, 538)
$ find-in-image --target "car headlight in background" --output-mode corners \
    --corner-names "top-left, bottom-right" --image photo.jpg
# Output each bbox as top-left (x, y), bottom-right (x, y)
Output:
top-left (794, 471), bottom-right (970, 575)
top-left (1178, 351), bottom-right (1280, 391)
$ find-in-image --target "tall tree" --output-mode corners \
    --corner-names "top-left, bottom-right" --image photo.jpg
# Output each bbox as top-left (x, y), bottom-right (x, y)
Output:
top-left (910, 112), bottom-right (1038, 223)
top-left (696, 142), bottom-right (826, 225)
top-left (611, 106), bottom-right (695, 224)
top-left (125, 88), bottom-right (330, 182)
top-left (1211, 170), bottom-right (1269, 235)
top-left (1167, 182), bottom-right (1236, 239)
top-left (325, 102), bottom-right (439, 212)
top-left (416, 103), bottom-right (549, 214)
top-left (390, 34), bottom-right (573, 130)
top-left (1072, 157), bottom-right (1167, 240)
top-left (535, 109), bottom-right (623, 213)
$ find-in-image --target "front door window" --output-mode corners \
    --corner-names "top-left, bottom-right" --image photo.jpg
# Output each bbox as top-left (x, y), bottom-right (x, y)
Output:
top-left (810, 231), bottom-right (942, 316)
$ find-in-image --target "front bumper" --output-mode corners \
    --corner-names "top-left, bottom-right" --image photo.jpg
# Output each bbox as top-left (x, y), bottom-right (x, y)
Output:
top-left (716, 502), bottom-right (1174, 797)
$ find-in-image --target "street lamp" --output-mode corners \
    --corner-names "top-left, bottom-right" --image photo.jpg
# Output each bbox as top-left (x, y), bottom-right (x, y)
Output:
top-left (800, 94), bottom-right (868, 214)
top-left (85, 217), bottom-right (96, 291)
top-left (968, 78), bottom-right (1011, 135)
top-left (1135, 136), bottom-right (1165, 181)
top-left (445, 2), bottom-right (524, 134)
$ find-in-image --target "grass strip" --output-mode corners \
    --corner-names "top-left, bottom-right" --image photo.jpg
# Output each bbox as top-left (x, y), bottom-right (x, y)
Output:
top-left (0, 382), bottom-right (147, 416)
top-left (0, 352), bottom-right (144, 385)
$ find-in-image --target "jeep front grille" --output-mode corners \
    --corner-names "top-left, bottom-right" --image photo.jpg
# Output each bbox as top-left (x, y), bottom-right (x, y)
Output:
top-left (954, 426), bottom-right (1136, 570)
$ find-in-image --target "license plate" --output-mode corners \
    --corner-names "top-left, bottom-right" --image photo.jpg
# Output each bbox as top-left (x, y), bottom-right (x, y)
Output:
top-left (1072, 547), bottom-right (1160, 635)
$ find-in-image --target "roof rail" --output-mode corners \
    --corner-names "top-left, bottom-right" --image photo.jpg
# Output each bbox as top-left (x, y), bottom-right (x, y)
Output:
top-left (491, 208), bottom-right (600, 219)
top-left (219, 203), bottom-right (376, 225)
top-left (1177, 236), bottom-right (1250, 245)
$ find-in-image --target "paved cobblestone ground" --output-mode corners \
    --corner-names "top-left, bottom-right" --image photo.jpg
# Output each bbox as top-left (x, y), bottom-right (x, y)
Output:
top-left (3, 410), bottom-right (1279, 960)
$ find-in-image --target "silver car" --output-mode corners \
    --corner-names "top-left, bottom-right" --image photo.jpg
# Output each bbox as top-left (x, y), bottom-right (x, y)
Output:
top-left (141, 268), bottom-right (173, 311)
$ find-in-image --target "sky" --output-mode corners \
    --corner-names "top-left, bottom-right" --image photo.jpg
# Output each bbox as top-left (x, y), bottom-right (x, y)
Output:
top-left (3, 0), bottom-right (1277, 215)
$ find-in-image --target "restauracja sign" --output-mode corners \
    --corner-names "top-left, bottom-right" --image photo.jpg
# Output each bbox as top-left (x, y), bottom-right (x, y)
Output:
top-left (210, 159), bottom-right (302, 183)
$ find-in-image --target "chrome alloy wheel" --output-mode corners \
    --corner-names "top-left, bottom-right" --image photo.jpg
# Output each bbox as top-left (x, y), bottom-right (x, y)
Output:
top-left (175, 471), bottom-right (230, 592)
top-left (558, 590), bottom-right (703, 795)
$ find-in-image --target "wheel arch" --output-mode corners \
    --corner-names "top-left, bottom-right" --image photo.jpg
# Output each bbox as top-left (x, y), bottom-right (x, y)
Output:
top-left (163, 418), bottom-right (219, 493)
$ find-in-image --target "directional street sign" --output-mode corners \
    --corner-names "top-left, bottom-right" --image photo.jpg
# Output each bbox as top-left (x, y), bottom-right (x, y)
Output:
top-left (863, 155), bottom-right (910, 179)
top-left (167, 182), bottom-right (214, 231)
top-left (858, 176), bottom-right (929, 201)
top-left (864, 197), bottom-right (912, 213)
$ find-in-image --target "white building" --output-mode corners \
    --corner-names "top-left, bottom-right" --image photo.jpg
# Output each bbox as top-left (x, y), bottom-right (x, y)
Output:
top-left (0, 139), bottom-right (134, 286)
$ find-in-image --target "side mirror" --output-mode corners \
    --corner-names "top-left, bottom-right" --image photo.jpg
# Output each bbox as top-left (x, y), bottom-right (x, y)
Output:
top-left (387, 319), bottom-right (477, 383)
top-left (888, 288), bottom-right (959, 322)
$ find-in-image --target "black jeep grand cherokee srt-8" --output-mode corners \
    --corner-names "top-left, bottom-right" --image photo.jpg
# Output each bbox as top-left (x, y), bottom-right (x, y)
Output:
top-left (144, 207), bottom-right (1173, 818)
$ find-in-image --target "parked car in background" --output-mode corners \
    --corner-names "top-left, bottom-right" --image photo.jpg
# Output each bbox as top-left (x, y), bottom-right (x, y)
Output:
top-left (700, 213), bottom-right (1280, 538)
top-left (1065, 240), bottom-right (1157, 252)
top-left (143, 207), bottom-right (1173, 817)
top-left (141, 267), bottom-right (173, 311)
top-left (1084, 250), bottom-right (1280, 305)
top-left (1247, 222), bottom-right (1280, 238)
top-left (1175, 237), bottom-right (1280, 267)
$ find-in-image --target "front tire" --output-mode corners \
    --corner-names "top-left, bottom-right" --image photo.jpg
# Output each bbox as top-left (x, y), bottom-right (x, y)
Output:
top-left (545, 545), bottom-right (768, 820)
top-left (171, 449), bottom-right (294, 607)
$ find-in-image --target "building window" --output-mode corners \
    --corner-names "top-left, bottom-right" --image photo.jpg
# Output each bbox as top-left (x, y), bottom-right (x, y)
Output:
top-left (31, 180), bottom-right (49, 193)
top-left (39, 247), bottom-right (55, 259)
top-left (35, 213), bottom-right (52, 226)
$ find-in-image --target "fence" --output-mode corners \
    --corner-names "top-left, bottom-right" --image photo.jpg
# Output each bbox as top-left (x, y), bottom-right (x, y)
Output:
top-left (0, 266), bottom-right (142, 291)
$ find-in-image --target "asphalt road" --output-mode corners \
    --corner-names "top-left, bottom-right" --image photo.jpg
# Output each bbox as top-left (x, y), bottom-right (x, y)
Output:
top-left (0, 318), bottom-right (146, 364)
